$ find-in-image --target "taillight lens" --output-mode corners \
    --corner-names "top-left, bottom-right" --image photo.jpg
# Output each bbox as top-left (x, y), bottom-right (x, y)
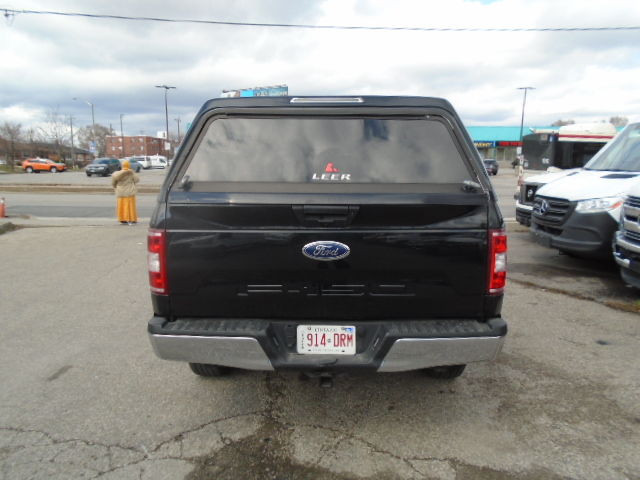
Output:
top-left (488, 229), bottom-right (507, 294)
top-left (148, 229), bottom-right (168, 295)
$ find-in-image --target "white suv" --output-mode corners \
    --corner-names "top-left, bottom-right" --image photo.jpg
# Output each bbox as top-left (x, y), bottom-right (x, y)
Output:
top-left (132, 155), bottom-right (167, 169)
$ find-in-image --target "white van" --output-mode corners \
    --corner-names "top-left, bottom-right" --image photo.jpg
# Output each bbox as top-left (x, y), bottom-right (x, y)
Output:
top-left (132, 155), bottom-right (167, 169)
top-left (531, 122), bottom-right (640, 258)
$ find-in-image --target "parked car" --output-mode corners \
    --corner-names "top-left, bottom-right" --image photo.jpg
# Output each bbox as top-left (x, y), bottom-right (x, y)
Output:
top-left (483, 158), bottom-right (499, 175)
top-left (613, 180), bottom-right (640, 288)
top-left (531, 122), bottom-right (639, 258)
top-left (134, 155), bottom-right (167, 169)
top-left (121, 158), bottom-right (142, 172)
top-left (147, 96), bottom-right (507, 382)
top-left (22, 158), bottom-right (67, 173)
top-left (85, 157), bottom-right (121, 177)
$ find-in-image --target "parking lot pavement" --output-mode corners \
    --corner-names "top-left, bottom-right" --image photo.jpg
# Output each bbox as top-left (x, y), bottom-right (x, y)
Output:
top-left (0, 169), bottom-right (167, 186)
top-left (1, 224), bottom-right (639, 480)
top-left (507, 224), bottom-right (638, 311)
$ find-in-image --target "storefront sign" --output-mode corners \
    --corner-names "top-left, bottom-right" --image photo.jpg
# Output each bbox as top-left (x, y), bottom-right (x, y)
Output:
top-left (474, 141), bottom-right (496, 148)
top-left (498, 141), bottom-right (522, 147)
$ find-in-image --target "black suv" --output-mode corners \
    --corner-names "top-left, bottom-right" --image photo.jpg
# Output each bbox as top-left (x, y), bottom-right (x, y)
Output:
top-left (86, 158), bottom-right (121, 177)
top-left (147, 96), bottom-right (507, 382)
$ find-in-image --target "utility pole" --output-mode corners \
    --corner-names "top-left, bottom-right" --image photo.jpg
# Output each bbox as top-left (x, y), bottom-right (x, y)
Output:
top-left (120, 114), bottom-right (125, 159)
top-left (69, 115), bottom-right (75, 167)
top-left (155, 85), bottom-right (176, 156)
top-left (175, 117), bottom-right (181, 144)
top-left (517, 87), bottom-right (535, 161)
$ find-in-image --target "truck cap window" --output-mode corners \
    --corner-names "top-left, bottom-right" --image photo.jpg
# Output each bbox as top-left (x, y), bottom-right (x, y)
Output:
top-left (183, 117), bottom-right (469, 184)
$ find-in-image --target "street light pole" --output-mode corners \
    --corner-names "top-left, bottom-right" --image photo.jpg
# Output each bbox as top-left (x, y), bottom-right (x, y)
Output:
top-left (73, 97), bottom-right (95, 129)
top-left (155, 85), bottom-right (176, 156)
top-left (517, 87), bottom-right (535, 154)
top-left (120, 114), bottom-right (125, 159)
top-left (175, 117), bottom-right (181, 143)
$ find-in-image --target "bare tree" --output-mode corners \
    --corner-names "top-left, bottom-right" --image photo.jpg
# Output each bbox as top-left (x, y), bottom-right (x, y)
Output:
top-left (77, 123), bottom-right (112, 157)
top-left (38, 107), bottom-right (70, 163)
top-left (551, 119), bottom-right (575, 127)
top-left (609, 116), bottom-right (628, 128)
top-left (0, 121), bottom-right (23, 170)
top-left (25, 127), bottom-right (39, 157)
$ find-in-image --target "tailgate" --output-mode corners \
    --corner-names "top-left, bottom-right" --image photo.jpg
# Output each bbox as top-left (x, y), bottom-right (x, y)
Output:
top-left (165, 194), bottom-right (489, 320)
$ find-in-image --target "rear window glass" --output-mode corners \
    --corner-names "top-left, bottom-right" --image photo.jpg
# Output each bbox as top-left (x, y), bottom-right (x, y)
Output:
top-left (183, 117), bottom-right (469, 184)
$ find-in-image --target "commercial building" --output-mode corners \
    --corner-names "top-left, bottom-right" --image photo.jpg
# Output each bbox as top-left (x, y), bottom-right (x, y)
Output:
top-left (105, 135), bottom-right (164, 158)
top-left (466, 126), bottom-right (553, 163)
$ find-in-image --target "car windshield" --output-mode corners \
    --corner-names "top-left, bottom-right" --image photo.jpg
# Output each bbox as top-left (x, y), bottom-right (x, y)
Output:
top-left (584, 123), bottom-right (640, 172)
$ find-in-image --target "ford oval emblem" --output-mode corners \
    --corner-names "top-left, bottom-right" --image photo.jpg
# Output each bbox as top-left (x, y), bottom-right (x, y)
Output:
top-left (302, 241), bottom-right (350, 261)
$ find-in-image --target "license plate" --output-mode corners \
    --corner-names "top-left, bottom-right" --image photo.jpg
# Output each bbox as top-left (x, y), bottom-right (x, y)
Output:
top-left (297, 325), bottom-right (356, 355)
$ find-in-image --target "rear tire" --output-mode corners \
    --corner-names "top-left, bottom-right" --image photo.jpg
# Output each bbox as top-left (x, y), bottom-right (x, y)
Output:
top-left (51, 167), bottom-right (57, 173)
top-left (26, 166), bottom-right (33, 173)
top-left (424, 364), bottom-right (466, 379)
top-left (86, 172), bottom-right (92, 177)
top-left (189, 363), bottom-right (231, 377)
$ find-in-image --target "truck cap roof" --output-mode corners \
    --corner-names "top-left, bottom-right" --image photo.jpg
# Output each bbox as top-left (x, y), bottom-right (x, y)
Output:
top-left (199, 95), bottom-right (455, 111)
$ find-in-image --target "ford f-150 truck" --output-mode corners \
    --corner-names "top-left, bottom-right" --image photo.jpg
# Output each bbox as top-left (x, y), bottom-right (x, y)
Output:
top-left (147, 96), bottom-right (507, 382)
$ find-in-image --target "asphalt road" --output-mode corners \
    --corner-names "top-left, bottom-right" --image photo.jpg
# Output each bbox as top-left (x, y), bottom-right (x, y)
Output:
top-left (0, 224), bottom-right (638, 480)
top-left (0, 168), bottom-right (167, 186)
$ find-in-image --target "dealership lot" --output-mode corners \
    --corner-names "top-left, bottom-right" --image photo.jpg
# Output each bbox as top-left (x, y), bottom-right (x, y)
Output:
top-left (0, 168), bottom-right (639, 479)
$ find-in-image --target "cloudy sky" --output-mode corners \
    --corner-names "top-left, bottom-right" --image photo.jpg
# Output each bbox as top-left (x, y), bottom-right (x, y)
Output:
top-left (1, 0), bottom-right (640, 138)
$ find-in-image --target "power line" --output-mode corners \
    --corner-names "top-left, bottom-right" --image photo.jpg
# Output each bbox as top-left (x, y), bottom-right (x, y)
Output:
top-left (3, 8), bottom-right (640, 32)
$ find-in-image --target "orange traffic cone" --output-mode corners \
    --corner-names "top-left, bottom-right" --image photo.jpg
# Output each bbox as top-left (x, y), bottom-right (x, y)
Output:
top-left (0, 198), bottom-right (5, 218)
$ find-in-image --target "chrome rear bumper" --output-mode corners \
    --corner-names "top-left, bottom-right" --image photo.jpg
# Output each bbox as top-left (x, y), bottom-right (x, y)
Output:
top-left (149, 334), bottom-right (274, 371)
top-left (378, 336), bottom-right (505, 372)
top-left (149, 330), bottom-right (506, 372)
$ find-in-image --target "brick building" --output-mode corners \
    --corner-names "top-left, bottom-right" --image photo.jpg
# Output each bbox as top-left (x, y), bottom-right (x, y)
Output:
top-left (105, 135), bottom-right (165, 158)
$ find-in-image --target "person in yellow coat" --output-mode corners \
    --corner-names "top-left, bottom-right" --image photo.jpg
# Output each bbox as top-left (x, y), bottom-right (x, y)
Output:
top-left (111, 160), bottom-right (140, 225)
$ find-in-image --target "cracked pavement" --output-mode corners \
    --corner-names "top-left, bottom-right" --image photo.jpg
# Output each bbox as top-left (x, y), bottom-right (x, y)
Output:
top-left (1, 225), bottom-right (639, 479)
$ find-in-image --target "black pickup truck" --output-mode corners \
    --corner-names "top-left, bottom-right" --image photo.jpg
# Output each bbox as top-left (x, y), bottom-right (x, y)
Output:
top-left (147, 96), bottom-right (507, 382)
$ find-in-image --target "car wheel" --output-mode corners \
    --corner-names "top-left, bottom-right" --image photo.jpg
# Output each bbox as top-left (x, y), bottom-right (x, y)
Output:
top-left (189, 363), bottom-right (231, 377)
top-left (86, 172), bottom-right (92, 177)
top-left (424, 364), bottom-right (466, 379)
top-left (102, 171), bottom-right (109, 177)
top-left (26, 167), bottom-right (33, 173)
top-left (51, 167), bottom-right (58, 173)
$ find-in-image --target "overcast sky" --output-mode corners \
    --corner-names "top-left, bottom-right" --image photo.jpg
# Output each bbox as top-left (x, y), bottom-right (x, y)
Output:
top-left (1, 0), bottom-right (640, 138)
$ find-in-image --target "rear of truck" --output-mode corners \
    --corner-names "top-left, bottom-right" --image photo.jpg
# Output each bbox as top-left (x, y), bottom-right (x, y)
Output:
top-left (147, 96), bottom-right (507, 379)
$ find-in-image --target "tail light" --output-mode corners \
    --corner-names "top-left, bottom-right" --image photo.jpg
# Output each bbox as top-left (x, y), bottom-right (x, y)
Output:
top-left (148, 229), bottom-right (168, 295)
top-left (488, 229), bottom-right (507, 294)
